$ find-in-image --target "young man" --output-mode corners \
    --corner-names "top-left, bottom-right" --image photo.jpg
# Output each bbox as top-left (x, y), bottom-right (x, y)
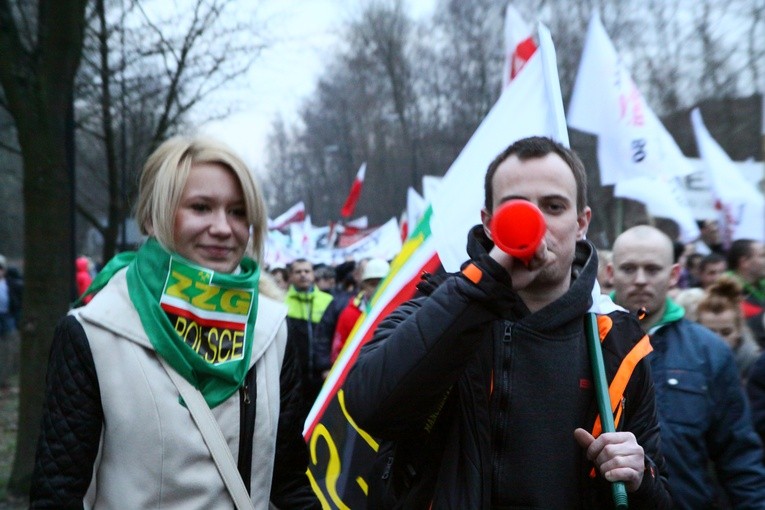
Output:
top-left (698, 252), bottom-right (727, 289)
top-left (609, 225), bottom-right (765, 510)
top-left (727, 239), bottom-right (765, 346)
top-left (285, 259), bottom-right (334, 421)
top-left (344, 137), bottom-right (671, 508)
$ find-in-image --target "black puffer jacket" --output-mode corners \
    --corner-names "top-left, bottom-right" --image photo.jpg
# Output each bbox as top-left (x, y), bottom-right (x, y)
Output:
top-left (30, 315), bottom-right (319, 509)
top-left (344, 226), bottom-right (672, 509)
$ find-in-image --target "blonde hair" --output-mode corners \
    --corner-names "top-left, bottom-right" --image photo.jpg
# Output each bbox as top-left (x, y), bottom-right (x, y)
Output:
top-left (135, 136), bottom-right (267, 263)
top-left (674, 287), bottom-right (706, 321)
top-left (697, 274), bottom-right (745, 329)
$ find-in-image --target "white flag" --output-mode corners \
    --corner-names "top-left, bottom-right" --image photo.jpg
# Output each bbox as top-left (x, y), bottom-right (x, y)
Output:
top-left (336, 217), bottom-right (403, 261)
top-left (406, 187), bottom-right (427, 235)
top-left (289, 214), bottom-right (316, 259)
top-left (267, 201), bottom-right (305, 230)
top-left (502, 5), bottom-right (536, 88)
top-left (691, 108), bottom-right (765, 243)
top-left (431, 22), bottom-right (568, 272)
top-left (346, 216), bottom-right (369, 229)
top-left (421, 175), bottom-right (442, 203)
top-left (568, 13), bottom-right (694, 186)
top-left (264, 229), bottom-right (292, 268)
top-left (614, 176), bottom-right (700, 243)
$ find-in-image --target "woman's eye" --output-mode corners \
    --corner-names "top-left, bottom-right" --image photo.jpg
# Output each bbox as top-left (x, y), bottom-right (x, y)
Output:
top-left (231, 207), bottom-right (247, 218)
top-left (191, 203), bottom-right (209, 212)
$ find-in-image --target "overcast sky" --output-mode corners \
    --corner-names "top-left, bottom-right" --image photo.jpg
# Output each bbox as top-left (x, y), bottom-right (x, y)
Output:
top-left (199, 0), bottom-right (436, 175)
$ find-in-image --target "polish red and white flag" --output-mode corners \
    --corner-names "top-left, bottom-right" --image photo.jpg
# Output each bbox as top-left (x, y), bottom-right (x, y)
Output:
top-left (502, 4), bottom-right (537, 88)
top-left (267, 201), bottom-right (305, 231)
top-left (340, 163), bottom-right (366, 218)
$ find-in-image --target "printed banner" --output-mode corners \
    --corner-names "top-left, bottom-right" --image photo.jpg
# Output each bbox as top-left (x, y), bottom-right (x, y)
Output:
top-left (567, 13), bottom-right (694, 186)
top-left (691, 108), bottom-right (765, 243)
top-left (305, 210), bottom-right (441, 508)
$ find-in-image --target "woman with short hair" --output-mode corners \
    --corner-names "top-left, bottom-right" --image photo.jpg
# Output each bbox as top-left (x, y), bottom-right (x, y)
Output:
top-left (31, 136), bottom-right (319, 509)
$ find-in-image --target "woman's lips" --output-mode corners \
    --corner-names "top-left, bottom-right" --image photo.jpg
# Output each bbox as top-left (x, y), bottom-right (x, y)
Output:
top-left (201, 245), bottom-right (233, 258)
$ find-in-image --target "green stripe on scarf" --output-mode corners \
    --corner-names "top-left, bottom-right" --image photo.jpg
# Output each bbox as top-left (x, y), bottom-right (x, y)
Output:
top-left (76, 238), bottom-right (260, 408)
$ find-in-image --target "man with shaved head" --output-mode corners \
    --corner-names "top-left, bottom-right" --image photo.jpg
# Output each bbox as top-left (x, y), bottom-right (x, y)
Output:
top-left (609, 225), bottom-right (765, 509)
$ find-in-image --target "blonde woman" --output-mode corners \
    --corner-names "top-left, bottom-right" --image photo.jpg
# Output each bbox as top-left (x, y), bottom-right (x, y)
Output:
top-left (31, 137), bottom-right (319, 509)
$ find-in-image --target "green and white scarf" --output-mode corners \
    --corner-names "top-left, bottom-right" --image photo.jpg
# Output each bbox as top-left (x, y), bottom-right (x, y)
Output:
top-left (77, 238), bottom-right (260, 408)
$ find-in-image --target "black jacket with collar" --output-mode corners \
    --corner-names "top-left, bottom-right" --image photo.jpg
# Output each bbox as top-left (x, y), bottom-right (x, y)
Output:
top-left (344, 226), bottom-right (672, 509)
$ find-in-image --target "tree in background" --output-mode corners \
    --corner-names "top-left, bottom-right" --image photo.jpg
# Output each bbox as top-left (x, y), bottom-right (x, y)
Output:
top-left (266, 1), bottom-right (422, 225)
top-left (0, 0), bottom-right (268, 496)
top-left (75, 0), bottom-right (267, 264)
top-left (0, 0), bottom-right (88, 495)
top-left (265, 0), bottom-right (765, 245)
top-left (263, 0), bottom-right (510, 225)
top-left (0, 108), bottom-right (22, 257)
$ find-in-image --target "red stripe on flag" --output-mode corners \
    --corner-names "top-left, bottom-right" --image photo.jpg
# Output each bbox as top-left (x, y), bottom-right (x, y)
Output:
top-left (340, 179), bottom-right (363, 218)
top-left (304, 253), bottom-right (441, 439)
top-left (511, 36), bottom-right (537, 79)
top-left (161, 303), bottom-right (246, 331)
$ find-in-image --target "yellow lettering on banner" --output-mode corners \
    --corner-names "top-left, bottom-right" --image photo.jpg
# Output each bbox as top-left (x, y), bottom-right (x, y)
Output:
top-left (217, 329), bottom-right (232, 362)
top-left (191, 282), bottom-right (219, 311)
top-left (220, 289), bottom-right (251, 314)
top-left (309, 424), bottom-right (351, 510)
top-left (186, 321), bottom-right (201, 353)
top-left (175, 316), bottom-right (200, 352)
top-left (356, 476), bottom-right (369, 496)
top-left (174, 316), bottom-right (187, 337)
top-left (338, 390), bottom-right (379, 451)
top-left (305, 469), bottom-right (332, 510)
top-left (205, 328), bottom-right (219, 363)
top-left (165, 271), bottom-right (193, 302)
top-left (231, 331), bottom-right (244, 359)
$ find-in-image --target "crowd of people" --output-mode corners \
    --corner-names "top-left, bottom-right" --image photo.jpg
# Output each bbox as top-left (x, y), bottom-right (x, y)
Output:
top-left (13, 133), bottom-right (765, 508)
top-left (605, 226), bottom-right (765, 508)
top-left (599, 229), bottom-right (765, 441)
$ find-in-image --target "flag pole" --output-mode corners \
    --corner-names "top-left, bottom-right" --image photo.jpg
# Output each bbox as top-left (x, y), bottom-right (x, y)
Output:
top-left (585, 312), bottom-right (629, 509)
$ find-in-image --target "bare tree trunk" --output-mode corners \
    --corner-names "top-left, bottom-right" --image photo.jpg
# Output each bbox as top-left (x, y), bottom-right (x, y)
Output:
top-left (96, 0), bottom-right (120, 262)
top-left (0, 0), bottom-right (89, 495)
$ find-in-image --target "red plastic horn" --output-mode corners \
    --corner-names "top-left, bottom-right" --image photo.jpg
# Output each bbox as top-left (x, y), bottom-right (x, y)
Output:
top-left (489, 200), bottom-right (546, 264)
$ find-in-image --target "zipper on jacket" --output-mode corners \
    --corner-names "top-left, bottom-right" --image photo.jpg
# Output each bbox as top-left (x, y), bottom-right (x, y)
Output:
top-left (616, 396), bottom-right (625, 431)
top-left (237, 377), bottom-right (255, 494)
top-left (241, 383), bottom-right (251, 405)
top-left (491, 321), bottom-right (514, 485)
top-left (238, 383), bottom-right (250, 473)
top-left (381, 455), bottom-right (394, 480)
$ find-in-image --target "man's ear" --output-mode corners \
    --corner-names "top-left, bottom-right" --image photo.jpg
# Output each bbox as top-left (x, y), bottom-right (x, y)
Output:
top-left (669, 263), bottom-right (682, 287)
top-left (576, 207), bottom-right (592, 241)
top-left (480, 207), bottom-right (493, 240)
top-left (606, 261), bottom-right (615, 281)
